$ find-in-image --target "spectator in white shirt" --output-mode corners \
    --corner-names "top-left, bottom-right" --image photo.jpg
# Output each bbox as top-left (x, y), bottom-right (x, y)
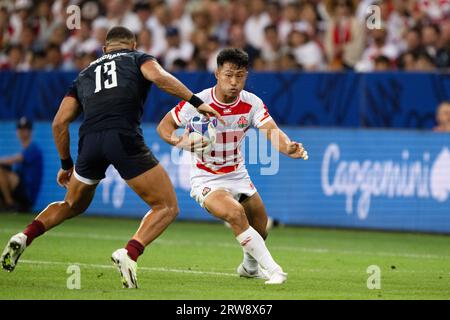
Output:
top-left (145, 2), bottom-right (170, 59)
top-left (289, 28), bottom-right (325, 71)
top-left (93, 0), bottom-right (142, 35)
top-left (356, 27), bottom-right (399, 71)
top-left (163, 26), bottom-right (194, 71)
top-left (244, 0), bottom-right (271, 49)
top-left (261, 24), bottom-right (283, 70)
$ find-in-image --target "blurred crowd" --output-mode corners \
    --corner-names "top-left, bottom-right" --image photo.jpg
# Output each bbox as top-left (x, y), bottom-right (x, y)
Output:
top-left (0, 0), bottom-right (449, 72)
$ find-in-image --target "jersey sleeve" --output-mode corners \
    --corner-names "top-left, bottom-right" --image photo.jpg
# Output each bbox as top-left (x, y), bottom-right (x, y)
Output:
top-left (65, 79), bottom-right (80, 103)
top-left (135, 52), bottom-right (156, 67)
top-left (170, 100), bottom-right (198, 127)
top-left (251, 96), bottom-right (272, 128)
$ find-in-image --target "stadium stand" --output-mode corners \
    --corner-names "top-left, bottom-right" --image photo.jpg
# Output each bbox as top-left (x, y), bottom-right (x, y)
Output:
top-left (0, 0), bottom-right (448, 72)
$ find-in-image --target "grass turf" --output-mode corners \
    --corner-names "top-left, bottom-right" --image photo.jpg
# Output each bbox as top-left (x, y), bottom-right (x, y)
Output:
top-left (0, 213), bottom-right (449, 300)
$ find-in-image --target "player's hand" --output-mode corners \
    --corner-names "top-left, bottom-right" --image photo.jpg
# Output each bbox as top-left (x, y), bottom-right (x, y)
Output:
top-left (176, 133), bottom-right (209, 152)
top-left (287, 141), bottom-right (308, 160)
top-left (57, 167), bottom-right (73, 188)
top-left (197, 103), bottom-right (226, 125)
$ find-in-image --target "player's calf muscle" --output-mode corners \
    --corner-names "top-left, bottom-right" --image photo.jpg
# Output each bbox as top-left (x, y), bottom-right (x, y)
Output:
top-left (37, 199), bottom-right (88, 229)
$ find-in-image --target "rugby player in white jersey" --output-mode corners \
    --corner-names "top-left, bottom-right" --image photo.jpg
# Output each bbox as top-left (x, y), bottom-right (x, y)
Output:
top-left (157, 48), bottom-right (307, 284)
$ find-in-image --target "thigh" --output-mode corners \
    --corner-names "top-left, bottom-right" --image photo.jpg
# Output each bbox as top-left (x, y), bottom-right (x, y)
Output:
top-left (125, 163), bottom-right (177, 208)
top-left (241, 192), bottom-right (268, 238)
top-left (203, 189), bottom-right (244, 221)
top-left (0, 167), bottom-right (19, 190)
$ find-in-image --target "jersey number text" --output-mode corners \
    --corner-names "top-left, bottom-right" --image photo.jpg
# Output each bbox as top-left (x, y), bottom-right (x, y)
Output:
top-left (94, 61), bottom-right (118, 93)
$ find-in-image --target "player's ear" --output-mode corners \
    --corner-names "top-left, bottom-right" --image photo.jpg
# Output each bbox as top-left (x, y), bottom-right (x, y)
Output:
top-left (132, 41), bottom-right (137, 50)
top-left (214, 68), bottom-right (219, 80)
top-left (102, 46), bottom-right (106, 54)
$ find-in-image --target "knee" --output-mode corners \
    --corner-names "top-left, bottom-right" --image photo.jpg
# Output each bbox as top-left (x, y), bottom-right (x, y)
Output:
top-left (168, 204), bottom-right (179, 219)
top-left (224, 206), bottom-right (247, 227)
top-left (156, 203), bottom-right (179, 221)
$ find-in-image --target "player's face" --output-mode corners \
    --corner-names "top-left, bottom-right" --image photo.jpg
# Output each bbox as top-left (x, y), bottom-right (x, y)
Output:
top-left (16, 128), bottom-right (31, 145)
top-left (215, 63), bottom-right (248, 99)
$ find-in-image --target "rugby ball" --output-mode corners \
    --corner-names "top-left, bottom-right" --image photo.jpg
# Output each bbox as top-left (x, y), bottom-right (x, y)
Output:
top-left (187, 116), bottom-right (218, 153)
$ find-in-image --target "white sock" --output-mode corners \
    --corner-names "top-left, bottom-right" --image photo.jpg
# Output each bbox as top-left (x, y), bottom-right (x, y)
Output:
top-left (242, 250), bottom-right (258, 272)
top-left (236, 226), bottom-right (281, 274)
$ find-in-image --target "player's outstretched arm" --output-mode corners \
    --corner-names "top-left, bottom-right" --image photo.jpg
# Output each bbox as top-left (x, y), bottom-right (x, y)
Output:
top-left (259, 119), bottom-right (308, 160)
top-left (140, 59), bottom-right (193, 101)
top-left (140, 60), bottom-right (224, 124)
top-left (52, 96), bottom-right (82, 187)
top-left (157, 112), bottom-right (208, 152)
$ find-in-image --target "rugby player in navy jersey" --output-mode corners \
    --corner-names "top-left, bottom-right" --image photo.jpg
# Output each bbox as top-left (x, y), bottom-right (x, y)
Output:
top-left (1, 26), bottom-right (223, 288)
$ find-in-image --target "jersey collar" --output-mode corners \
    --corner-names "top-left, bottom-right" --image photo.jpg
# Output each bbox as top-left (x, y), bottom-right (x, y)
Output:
top-left (211, 87), bottom-right (241, 108)
top-left (105, 48), bottom-right (134, 54)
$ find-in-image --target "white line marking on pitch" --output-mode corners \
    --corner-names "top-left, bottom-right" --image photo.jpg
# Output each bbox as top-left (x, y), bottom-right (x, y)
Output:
top-left (20, 259), bottom-right (237, 277)
top-left (1, 228), bottom-right (449, 260)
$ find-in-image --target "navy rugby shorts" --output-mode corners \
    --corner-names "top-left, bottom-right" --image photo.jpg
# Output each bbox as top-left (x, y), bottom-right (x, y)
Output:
top-left (74, 130), bottom-right (159, 184)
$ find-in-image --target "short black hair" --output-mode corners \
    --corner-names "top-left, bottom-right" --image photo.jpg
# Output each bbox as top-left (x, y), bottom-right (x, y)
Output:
top-left (105, 26), bottom-right (136, 45)
top-left (217, 48), bottom-right (249, 69)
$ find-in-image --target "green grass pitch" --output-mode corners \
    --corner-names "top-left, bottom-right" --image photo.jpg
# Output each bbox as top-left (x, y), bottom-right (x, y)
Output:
top-left (0, 213), bottom-right (449, 300)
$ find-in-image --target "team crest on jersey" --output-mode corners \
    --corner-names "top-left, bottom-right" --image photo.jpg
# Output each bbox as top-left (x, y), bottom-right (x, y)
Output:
top-left (202, 187), bottom-right (211, 196)
top-left (224, 109), bottom-right (232, 114)
top-left (237, 116), bottom-right (248, 128)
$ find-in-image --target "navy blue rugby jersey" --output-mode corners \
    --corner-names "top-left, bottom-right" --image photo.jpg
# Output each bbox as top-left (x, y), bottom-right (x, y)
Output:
top-left (66, 49), bottom-right (155, 137)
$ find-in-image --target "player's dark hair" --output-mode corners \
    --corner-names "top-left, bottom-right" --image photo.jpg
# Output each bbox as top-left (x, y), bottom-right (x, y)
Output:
top-left (105, 26), bottom-right (136, 45)
top-left (217, 48), bottom-right (249, 69)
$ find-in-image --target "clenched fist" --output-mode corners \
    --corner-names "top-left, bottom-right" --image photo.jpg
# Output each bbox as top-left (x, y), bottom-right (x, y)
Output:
top-left (287, 141), bottom-right (308, 160)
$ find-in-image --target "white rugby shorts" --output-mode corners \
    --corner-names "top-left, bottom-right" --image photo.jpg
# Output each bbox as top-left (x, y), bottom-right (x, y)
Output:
top-left (190, 165), bottom-right (257, 208)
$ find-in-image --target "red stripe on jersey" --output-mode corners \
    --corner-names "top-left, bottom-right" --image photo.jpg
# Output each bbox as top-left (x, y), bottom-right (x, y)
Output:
top-left (211, 149), bottom-right (238, 158)
top-left (210, 101), bottom-right (253, 117)
top-left (212, 155), bottom-right (241, 166)
top-left (259, 113), bottom-right (270, 123)
top-left (196, 162), bottom-right (240, 174)
top-left (174, 101), bottom-right (186, 123)
top-left (216, 130), bottom-right (247, 144)
top-left (263, 104), bottom-right (269, 116)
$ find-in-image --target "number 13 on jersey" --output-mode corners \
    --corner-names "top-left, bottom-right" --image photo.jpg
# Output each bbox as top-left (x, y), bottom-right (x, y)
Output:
top-left (94, 61), bottom-right (118, 93)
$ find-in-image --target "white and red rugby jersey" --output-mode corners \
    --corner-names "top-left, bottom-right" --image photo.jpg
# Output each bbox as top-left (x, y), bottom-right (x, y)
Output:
top-left (171, 87), bottom-right (272, 175)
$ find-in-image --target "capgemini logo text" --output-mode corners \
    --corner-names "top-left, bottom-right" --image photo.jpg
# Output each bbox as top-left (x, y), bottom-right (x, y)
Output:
top-left (321, 144), bottom-right (450, 220)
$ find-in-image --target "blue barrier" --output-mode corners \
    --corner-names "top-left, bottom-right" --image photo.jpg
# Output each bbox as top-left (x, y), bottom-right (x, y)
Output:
top-left (0, 122), bottom-right (449, 233)
top-left (1, 71), bottom-right (449, 128)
